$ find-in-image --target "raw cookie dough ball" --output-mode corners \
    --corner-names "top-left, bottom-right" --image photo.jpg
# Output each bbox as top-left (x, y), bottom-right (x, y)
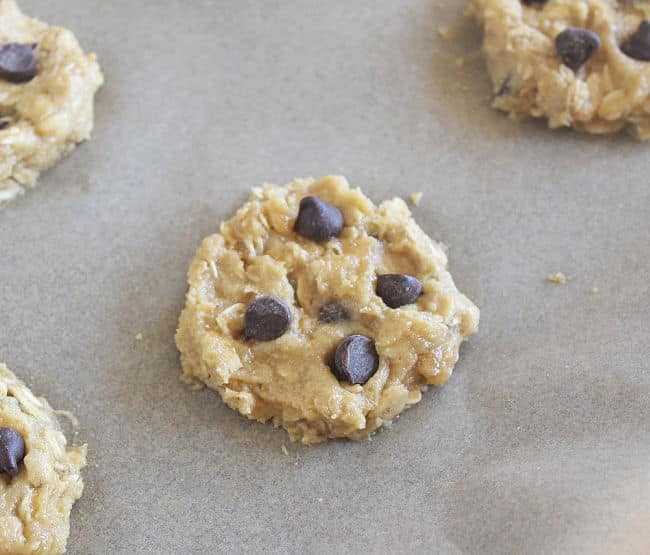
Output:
top-left (469, 0), bottom-right (650, 139)
top-left (0, 363), bottom-right (85, 554)
top-left (0, 0), bottom-right (103, 203)
top-left (176, 176), bottom-right (479, 444)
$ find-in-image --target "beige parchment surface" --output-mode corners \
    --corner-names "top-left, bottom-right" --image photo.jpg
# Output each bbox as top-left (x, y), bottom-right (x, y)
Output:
top-left (0, 0), bottom-right (648, 553)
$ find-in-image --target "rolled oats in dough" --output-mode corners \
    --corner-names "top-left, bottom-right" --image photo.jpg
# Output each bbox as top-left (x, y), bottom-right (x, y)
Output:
top-left (469, 0), bottom-right (650, 139)
top-left (0, 0), bottom-right (103, 203)
top-left (0, 364), bottom-right (85, 554)
top-left (176, 176), bottom-right (479, 444)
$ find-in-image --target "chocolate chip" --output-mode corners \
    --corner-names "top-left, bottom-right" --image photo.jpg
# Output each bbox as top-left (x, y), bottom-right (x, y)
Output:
top-left (0, 428), bottom-right (26, 477)
top-left (621, 21), bottom-right (650, 61)
top-left (555, 28), bottom-right (600, 71)
top-left (332, 335), bottom-right (379, 385)
top-left (496, 74), bottom-right (512, 96)
top-left (0, 120), bottom-right (8, 130)
top-left (294, 196), bottom-right (344, 241)
top-left (376, 274), bottom-right (422, 308)
top-left (522, 0), bottom-right (548, 5)
top-left (318, 301), bottom-right (350, 323)
top-left (0, 43), bottom-right (37, 84)
top-left (244, 296), bottom-right (291, 341)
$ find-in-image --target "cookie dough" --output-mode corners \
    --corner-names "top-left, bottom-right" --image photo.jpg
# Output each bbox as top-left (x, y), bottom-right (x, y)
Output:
top-left (0, 364), bottom-right (85, 554)
top-left (176, 176), bottom-right (479, 444)
top-left (469, 0), bottom-right (650, 139)
top-left (0, 0), bottom-right (103, 203)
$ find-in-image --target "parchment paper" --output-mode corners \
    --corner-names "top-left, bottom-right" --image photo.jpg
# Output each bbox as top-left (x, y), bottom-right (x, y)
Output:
top-left (1, 1), bottom-right (648, 553)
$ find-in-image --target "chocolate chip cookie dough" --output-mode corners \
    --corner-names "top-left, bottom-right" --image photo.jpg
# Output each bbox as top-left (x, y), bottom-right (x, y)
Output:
top-left (469, 0), bottom-right (650, 139)
top-left (0, 364), bottom-right (85, 554)
top-left (0, 0), bottom-right (103, 203)
top-left (176, 176), bottom-right (479, 444)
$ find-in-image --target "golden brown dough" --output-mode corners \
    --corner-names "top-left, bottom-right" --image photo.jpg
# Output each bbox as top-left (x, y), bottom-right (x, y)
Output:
top-left (469, 0), bottom-right (650, 139)
top-left (0, 364), bottom-right (85, 554)
top-left (0, 0), bottom-right (103, 203)
top-left (176, 176), bottom-right (479, 444)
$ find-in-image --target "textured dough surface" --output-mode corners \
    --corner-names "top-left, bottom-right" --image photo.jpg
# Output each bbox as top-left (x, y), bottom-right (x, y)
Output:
top-left (176, 176), bottom-right (479, 444)
top-left (0, 0), bottom-right (103, 203)
top-left (0, 364), bottom-right (85, 554)
top-left (469, 0), bottom-right (650, 139)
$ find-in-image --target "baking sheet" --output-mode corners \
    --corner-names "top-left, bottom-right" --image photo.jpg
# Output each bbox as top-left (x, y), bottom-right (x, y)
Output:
top-left (1, 0), bottom-right (649, 553)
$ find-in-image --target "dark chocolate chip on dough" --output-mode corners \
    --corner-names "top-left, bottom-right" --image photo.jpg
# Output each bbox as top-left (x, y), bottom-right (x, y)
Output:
top-left (294, 196), bottom-right (344, 241)
top-left (332, 335), bottom-right (379, 385)
top-left (496, 74), bottom-right (513, 96)
top-left (0, 428), bottom-right (26, 477)
top-left (318, 301), bottom-right (350, 323)
top-left (622, 20), bottom-right (650, 61)
top-left (244, 296), bottom-right (291, 341)
top-left (0, 43), bottom-right (37, 83)
top-left (376, 274), bottom-right (423, 308)
top-left (522, 0), bottom-right (548, 5)
top-left (555, 28), bottom-right (600, 70)
top-left (0, 120), bottom-right (9, 130)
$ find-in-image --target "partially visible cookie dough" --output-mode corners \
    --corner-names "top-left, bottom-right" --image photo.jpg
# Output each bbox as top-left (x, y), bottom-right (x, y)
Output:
top-left (0, 0), bottom-right (103, 203)
top-left (469, 0), bottom-right (650, 139)
top-left (0, 363), bottom-right (85, 554)
top-left (176, 176), bottom-right (479, 444)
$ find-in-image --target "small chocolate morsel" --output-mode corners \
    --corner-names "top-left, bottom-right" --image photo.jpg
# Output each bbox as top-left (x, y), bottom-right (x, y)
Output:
top-left (244, 296), bottom-right (291, 341)
top-left (0, 120), bottom-right (8, 130)
top-left (332, 335), bottom-right (379, 385)
top-left (522, 0), bottom-right (548, 5)
top-left (555, 27), bottom-right (600, 71)
top-left (318, 301), bottom-right (350, 323)
top-left (496, 74), bottom-right (512, 96)
top-left (0, 43), bottom-right (37, 83)
top-left (621, 20), bottom-right (650, 61)
top-left (294, 196), bottom-right (344, 241)
top-left (376, 274), bottom-right (423, 308)
top-left (0, 428), bottom-right (26, 477)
